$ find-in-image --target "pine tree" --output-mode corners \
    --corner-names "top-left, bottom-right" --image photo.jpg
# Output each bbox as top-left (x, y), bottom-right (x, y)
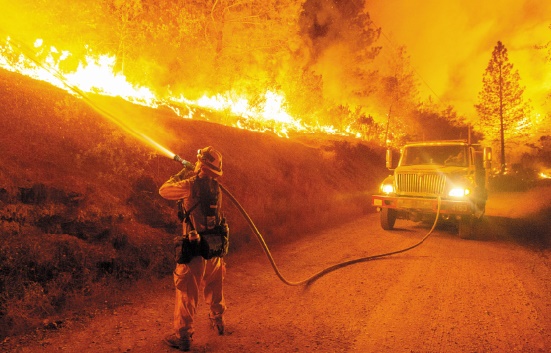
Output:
top-left (475, 41), bottom-right (531, 174)
top-left (379, 46), bottom-right (419, 145)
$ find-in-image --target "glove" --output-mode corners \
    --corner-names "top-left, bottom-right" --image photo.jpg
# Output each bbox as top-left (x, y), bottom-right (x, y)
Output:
top-left (171, 166), bottom-right (195, 182)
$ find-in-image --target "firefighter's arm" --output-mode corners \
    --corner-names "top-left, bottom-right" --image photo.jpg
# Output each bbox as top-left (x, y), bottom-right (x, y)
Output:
top-left (159, 172), bottom-right (193, 200)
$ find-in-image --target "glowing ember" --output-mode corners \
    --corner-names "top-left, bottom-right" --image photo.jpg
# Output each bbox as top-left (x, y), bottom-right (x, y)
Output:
top-left (0, 37), bottom-right (360, 139)
top-left (540, 169), bottom-right (551, 179)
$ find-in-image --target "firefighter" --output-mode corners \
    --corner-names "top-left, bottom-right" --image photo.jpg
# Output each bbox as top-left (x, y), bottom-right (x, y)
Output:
top-left (159, 146), bottom-right (226, 351)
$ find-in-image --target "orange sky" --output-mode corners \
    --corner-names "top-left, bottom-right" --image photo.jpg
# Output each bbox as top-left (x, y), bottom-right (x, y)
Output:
top-left (368, 0), bottom-right (551, 121)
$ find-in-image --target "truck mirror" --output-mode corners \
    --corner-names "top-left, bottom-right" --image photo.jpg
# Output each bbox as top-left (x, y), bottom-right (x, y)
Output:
top-left (483, 147), bottom-right (492, 169)
top-left (385, 149), bottom-right (393, 169)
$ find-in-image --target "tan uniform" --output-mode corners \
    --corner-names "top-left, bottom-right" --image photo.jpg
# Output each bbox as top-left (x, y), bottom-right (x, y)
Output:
top-left (159, 171), bottom-right (226, 338)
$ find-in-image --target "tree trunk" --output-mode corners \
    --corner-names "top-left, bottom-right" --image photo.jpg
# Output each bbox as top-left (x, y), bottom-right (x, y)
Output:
top-left (384, 105), bottom-right (392, 146)
top-left (499, 64), bottom-right (505, 174)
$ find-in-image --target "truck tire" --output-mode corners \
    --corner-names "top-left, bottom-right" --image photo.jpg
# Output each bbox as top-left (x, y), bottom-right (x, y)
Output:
top-left (458, 215), bottom-right (474, 239)
top-left (474, 201), bottom-right (486, 219)
top-left (380, 208), bottom-right (397, 230)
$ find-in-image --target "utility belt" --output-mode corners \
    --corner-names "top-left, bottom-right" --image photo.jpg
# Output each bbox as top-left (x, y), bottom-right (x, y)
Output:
top-left (173, 223), bottom-right (229, 264)
top-left (174, 200), bottom-right (229, 264)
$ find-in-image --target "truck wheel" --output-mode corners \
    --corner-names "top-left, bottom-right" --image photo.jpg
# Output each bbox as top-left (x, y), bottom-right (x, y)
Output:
top-left (458, 216), bottom-right (474, 239)
top-left (380, 208), bottom-right (397, 230)
top-left (474, 201), bottom-right (486, 219)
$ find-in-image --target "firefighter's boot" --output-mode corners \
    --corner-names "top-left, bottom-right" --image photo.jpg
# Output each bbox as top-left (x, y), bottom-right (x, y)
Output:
top-left (209, 314), bottom-right (225, 335)
top-left (163, 333), bottom-right (192, 351)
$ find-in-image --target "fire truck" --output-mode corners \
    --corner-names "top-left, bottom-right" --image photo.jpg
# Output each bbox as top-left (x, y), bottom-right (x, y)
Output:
top-left (372, 140), bottom-right (492, 239)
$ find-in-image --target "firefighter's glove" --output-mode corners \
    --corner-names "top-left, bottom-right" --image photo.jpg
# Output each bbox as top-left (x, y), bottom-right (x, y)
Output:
top-left (171, 167), bottom-right (195, 182)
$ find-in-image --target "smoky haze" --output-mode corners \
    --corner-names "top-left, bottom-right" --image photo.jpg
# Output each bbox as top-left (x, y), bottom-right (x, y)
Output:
top-left (368, 0), bottom-right (551, 120)
top-left (299, 0), bottom-right (380, 109)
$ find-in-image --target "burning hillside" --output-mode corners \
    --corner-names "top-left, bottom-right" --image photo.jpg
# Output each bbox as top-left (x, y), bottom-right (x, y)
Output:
top-left (0, 36), bottom-right (362, 141)
top-left (0, 0), bottom-right (482, 148)
top-left (0, 0), bottom-right (549, 151)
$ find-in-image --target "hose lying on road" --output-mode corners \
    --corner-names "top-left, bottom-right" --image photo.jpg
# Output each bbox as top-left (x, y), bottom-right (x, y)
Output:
top-left (220, 184), bottom-right (442, 287)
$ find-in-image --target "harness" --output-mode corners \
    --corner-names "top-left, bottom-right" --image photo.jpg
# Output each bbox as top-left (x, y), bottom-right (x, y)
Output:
top-left (177, 199), bottom-right (199, 233)
top-left (173, 176), bottom-right (229, 264)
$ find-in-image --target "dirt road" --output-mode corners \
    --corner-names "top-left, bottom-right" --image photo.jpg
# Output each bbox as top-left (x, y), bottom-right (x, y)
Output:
top-left (6, 200), bottom-right (551, 353)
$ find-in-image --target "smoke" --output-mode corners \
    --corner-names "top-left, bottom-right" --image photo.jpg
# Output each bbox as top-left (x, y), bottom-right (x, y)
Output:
top-left (299, 0), bottom-right (380, 109)
top-left (300, 0), bottom-right (366, 60)
top-left (367, 0), bottom-right (551, 121)
top-left (0, 1), bottom-right (44, 43)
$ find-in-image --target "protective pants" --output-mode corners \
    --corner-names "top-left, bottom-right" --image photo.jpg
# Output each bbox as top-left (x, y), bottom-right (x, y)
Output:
top-left (173, 256), bottom-right (226, 338)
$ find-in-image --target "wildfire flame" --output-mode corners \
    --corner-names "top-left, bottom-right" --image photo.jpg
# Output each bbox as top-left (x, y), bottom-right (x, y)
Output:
top-left (0, 37), bottom-right (361, 139)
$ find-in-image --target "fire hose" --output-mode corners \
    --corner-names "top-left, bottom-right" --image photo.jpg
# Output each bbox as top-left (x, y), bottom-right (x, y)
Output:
top-left (175, 153), bottom-right (442, 287)
top-left (219, 182), bottom-right (442, 287)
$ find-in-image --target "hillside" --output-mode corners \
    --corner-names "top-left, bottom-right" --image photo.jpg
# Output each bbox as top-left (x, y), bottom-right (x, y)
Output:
top-left (0, 69), bottom-right (388, 337)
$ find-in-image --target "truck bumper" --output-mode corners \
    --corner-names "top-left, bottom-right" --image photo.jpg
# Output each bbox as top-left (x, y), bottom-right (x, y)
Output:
top-left (372, 194), bottom-right (473, 215)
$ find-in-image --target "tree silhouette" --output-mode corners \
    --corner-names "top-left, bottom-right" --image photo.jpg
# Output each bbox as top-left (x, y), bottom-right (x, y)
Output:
top-left (379, 46), bottom-right (419, 146)
top-left (475, 41), bottom-right (531, 174)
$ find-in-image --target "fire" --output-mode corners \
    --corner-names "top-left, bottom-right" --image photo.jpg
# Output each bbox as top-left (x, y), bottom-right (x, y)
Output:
top-left (175, 90), bottom-right (308, 136)
top-left (540, 168), bottom-right (551, 179)
top-left (2, 37), bottom-right (157, 106)
top-left (0, 36), bottom-right (359, 139)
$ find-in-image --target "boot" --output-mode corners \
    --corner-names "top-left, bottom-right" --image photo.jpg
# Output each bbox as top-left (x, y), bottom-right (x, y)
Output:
top-left (209, 314), bottom-right (225, 335)
top-left (163, 333), bottom-right (192, 351)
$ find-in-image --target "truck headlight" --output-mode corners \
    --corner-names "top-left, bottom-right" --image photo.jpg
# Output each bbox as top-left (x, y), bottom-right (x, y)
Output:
top-left (381, 183), bottom-right (395, 194)
top-left (448, 187), bottom-right (470, 197)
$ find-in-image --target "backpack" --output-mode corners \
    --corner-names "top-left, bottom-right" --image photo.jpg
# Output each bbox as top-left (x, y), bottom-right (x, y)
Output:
top-left (190, 176), bottom-right (221, 231)
top-left (174, 176), bottom-right (229, 263)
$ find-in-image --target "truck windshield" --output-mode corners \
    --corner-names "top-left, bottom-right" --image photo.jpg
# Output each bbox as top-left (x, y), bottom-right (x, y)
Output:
top-left (400, 145), bottom-right (468, 167)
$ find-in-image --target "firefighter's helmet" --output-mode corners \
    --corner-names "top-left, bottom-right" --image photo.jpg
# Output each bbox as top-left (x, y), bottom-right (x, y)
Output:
top-left (197, 146), bottom-right (223, 176)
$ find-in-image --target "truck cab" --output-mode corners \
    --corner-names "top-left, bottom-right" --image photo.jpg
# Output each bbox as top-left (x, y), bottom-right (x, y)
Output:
top-left (372, 141), bottom-right (492, 239)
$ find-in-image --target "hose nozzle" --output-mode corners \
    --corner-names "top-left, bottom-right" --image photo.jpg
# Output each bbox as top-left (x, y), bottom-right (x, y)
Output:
top-left (173, 154), bottom-right (194, 169)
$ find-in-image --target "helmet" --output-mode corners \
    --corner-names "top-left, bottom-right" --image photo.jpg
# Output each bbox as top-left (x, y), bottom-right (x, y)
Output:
top-left (197, 146), bottom-right (223, 176)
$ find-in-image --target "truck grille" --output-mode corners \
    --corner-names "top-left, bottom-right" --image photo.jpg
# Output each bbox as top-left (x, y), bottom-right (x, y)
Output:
top-left (396, 173), bottom-right (446, 195)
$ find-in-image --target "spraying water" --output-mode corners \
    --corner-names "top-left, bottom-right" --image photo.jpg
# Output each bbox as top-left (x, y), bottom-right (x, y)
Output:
top-left (3, 33), bottom-right (194, 167)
